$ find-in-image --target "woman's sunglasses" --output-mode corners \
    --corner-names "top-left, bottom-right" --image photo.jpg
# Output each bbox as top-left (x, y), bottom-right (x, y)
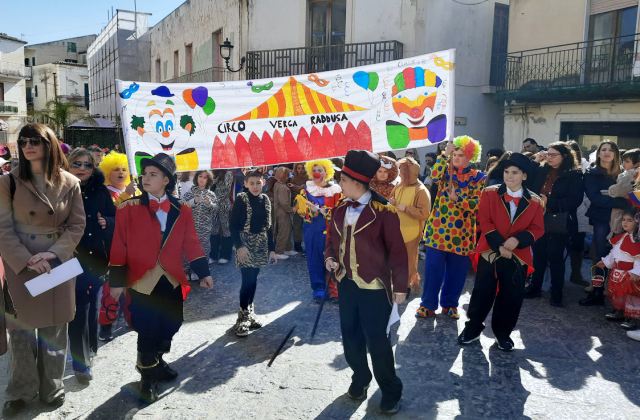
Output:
top-left (17, 137), bottom-right (44, 148)
top-left (71, 161), bottom-right (94, 170)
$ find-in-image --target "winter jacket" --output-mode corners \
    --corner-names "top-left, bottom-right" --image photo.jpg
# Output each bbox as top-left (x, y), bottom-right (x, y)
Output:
top-left (530, 165), bottom-right (584, 234)
top-left (77, 170), bottom-right (116, 276)
top-left (583, 165), bottom-right (629, 225)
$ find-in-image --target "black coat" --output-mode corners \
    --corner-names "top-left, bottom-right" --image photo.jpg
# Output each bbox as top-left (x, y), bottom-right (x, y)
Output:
top-left (583, 165), bottom-right (629, 225)
top-left (531, 165), bottom-right (584, 233)
top-left (77, 170), bottom-right (116, 276)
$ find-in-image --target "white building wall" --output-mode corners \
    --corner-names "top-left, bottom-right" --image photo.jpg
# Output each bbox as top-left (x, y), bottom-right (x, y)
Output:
top-left (0, 37), bottom-right (28, 146)
top-left (88, 10), bottom-right (150, 122)
top-left (31, 63), bottom-right (89, 113)
top-left (24, 35), bottom-right (97, 67)
top-left (503, 101), bottom-right (640, 152)
top-left (149, 0), bottom-right (243, 82)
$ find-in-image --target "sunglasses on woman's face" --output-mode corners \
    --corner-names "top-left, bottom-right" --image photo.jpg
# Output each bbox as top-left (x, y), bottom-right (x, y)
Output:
top-left (71, 161), bottom-right (94, 170)
top-left (17, 137), bottom-right (44, 148)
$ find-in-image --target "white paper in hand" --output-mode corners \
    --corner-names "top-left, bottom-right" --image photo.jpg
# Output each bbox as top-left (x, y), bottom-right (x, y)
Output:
top-left (386, 303), bottom-right (401, 335)
top-left (24, 258), bottom-right (83, 297)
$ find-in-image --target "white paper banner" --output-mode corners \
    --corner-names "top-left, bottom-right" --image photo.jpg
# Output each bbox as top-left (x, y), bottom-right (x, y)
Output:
top-left (117, 49), bottom-right (455, 174)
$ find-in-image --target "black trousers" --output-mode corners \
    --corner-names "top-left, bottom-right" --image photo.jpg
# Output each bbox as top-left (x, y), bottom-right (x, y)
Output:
top-left (531, 233), bottom-right (568, 303)
top-left (129, 276), bottom-right (183, 366)
top-left (465, 257), bottom-right (527, 340)
top-left (338, 279), bottom-right (402, 404)
top-left (69, 271), bottom-right (100, 373)
top-left (240, 268), bottom-right (260, 310)
top-left (210, 234), bottom-right (233, 260)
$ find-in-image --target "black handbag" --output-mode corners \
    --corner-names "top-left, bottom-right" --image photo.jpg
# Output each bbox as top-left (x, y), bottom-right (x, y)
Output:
top-left (544, 211), bottom-right (569, 235)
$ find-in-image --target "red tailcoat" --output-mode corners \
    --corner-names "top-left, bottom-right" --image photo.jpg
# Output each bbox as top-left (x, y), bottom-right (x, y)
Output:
top-left (108, 194), bottom-right (208, 300)
top-left (474, 184), bottom-right (545, 270)
top-left (325, 192), bottom-right (409, 300)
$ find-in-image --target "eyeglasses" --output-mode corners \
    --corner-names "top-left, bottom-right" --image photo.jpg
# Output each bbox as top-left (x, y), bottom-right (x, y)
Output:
top-left (546, 152), bottom-right (561, 158)
top-left (71, 161), bottom-right (94, 169)
top-left (17, 137), bottom-right (44, 148)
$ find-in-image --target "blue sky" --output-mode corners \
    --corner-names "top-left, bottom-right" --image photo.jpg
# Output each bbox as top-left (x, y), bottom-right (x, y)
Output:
top-left (2, 0), bottom-right (184, 45)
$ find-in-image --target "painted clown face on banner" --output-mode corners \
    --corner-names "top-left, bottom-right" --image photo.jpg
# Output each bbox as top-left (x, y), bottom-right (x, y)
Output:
top-left (385, 67), bottom-right (447, 149)
top-left (128, 85), bottom-right (199, 173)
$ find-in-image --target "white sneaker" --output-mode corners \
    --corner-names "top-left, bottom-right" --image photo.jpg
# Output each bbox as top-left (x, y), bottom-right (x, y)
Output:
top-left (218, 258), bottom-right (229, 264)
top-left (627, 329), bottom-right (640, 341)
top-left (189, 272), bottom-right (199, 281)
top-left (284, 250), bottom-right (298, 256)
top-left (275, 254), bottom-right (289, 260)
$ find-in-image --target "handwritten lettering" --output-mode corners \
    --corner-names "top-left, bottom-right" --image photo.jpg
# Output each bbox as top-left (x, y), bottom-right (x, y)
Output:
top-left (269, 120), bottom-right (298, 129)
top-left (310, 114), bottom-right (348, 124)
top-left (218, 121), bottom-right (246, 133)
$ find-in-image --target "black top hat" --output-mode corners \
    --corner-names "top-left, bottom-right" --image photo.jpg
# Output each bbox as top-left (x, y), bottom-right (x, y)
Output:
top-left (342, 150), bottom-right (381, 184)
top-left (499, 152), bottom-right (534, 177)
top-left (140, 153), bottom-right (176, 179)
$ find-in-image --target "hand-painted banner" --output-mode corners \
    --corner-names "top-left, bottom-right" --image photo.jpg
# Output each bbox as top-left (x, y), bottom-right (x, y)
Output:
top-left (116, 49), bottom-right (455, 174)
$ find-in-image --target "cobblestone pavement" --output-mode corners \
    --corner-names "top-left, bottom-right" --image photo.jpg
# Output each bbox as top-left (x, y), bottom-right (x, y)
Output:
top-left (1, 255), bottom-right (640, 419)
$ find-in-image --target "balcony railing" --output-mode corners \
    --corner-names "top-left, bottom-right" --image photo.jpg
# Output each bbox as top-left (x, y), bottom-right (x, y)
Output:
top-left (0, 101), bottom-right (19, 114)
top-left (0, 61), bottom-right (26, 79)
top-left (496, 33), bottom-right (640, 101)
top-left (164, 67), bottom-right (226, 84)
top-left (246, 40), bottom-right (403, 80)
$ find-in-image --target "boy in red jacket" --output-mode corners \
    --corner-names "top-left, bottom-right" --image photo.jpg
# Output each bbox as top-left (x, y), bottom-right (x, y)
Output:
top-left (458, 153), bottom-right (544, 351)
top-left (108, 153), bottom-right (213, 402)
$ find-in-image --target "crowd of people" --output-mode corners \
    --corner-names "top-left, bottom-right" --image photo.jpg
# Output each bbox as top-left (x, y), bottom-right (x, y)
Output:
top-left (1, 123), bottom-right (640, 416)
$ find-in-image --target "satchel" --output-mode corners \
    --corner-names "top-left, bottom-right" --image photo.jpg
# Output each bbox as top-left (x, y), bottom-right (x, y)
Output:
top-left (544, 211), bottom-right (569, 235)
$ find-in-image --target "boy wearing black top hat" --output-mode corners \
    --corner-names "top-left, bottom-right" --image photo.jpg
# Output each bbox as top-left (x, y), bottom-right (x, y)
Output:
top-left (325, 150), bottom-right (408, 414)
top-left (108, 153), bottom-right (214, 402)
top-left (458, 153), bottom-right (544, 351)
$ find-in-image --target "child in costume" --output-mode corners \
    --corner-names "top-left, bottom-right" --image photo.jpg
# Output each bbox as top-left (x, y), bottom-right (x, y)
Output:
top-left (608, 149), bottom-right (640, 236)
top-left (97, 151), bottom-right (139, 341)
top-left (370, 155), bottom-right (398, 200)
top-left (295, 159), bottom-right (342, 301)
top-left (288, 163), bottom-right (309, 253)
top-left (458, 153), bottom-right (544, 351)
top-left (596, 209), bottom-right (640, 333)
top-left (417, 136), bottom-right (486, 319)
top-left (325, 150), bottom-right (408, 415)
top-left (273, 167), bottom-right (297, 259)
top-left (390, 157), bottom-right (431, 291)
top-left (210, 170), bottom-right (234, 264)
top-left (108, 153), bottom-right (213, 403)
top-left (182, 170), bottom-right (218, 273)
top-left (230, 169), bottom-right (277, 337)
top-left (99, 151), bottom-right (139, 205)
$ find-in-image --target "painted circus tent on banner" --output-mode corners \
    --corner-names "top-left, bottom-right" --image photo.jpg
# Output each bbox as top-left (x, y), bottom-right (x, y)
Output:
top-left (116, 49), bottom-right (455, 174)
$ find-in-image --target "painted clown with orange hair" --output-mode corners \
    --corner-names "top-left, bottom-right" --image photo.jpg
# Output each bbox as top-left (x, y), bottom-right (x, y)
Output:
top-left (416, 136), bottom-right (486, 320)
top-left (294, 159), bottom-right (342, 301)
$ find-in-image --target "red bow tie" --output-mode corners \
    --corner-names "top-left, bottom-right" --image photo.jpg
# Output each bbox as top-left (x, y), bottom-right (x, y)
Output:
top-left (504, 195), bottom-right (520, 206)
top-left (149, 199), bottom-right (170, 213)
top-left (348, 201), bottom-right (361, 208)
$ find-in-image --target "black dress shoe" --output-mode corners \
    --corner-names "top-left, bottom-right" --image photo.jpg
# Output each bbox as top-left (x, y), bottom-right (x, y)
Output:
top-left (380, 399), bottom-right (401, 415)
top-left (44, 393), bottom-right (65, 408)
top-left (347, 383), bottom-right (369, 401)
top-left (578, 292), bottom-right (604, 306)
top-left (139, 378), bottom-right (158, 404)
top-left (2, 399), bottom-right (26, 417)
top-left (157, 357), bottom-right (178, 382)
top-left (496, 337), bottom-right (515, 352)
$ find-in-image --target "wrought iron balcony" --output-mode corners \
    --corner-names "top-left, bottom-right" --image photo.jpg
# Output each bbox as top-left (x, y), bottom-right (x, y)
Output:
top-left (0, 101), bottom-right (19, 114)
top-left (496, 33), bottom-right (640, 102)
top-left (164, 67), bottom-right (225, 84)
top-left (246, 40), bottom-right (403, 80)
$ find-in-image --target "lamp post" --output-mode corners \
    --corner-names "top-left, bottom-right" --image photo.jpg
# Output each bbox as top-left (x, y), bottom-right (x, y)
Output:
top-left (219, 38), bottom-right (246, 73)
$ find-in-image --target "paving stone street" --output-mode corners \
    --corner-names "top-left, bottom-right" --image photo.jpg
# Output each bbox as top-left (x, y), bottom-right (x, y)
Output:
top-left (1, 255), bottom-right (640, 419)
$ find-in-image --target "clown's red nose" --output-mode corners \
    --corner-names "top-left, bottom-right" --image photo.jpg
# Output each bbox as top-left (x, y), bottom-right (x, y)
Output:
top-left (313, 173), bottom-right (322, 179)
top-left (410, 108), bottom-right (422, 118)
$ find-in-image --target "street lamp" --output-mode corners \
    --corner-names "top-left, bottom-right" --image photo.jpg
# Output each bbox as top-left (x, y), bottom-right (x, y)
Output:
top-left (219, 38), bottom-right (246, 73)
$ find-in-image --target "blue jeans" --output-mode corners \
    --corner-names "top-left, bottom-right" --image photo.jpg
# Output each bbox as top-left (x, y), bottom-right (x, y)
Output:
top-left (592, 222), bottom-right (611, 263)
top-left (420, 247), bottom-right (471, 310)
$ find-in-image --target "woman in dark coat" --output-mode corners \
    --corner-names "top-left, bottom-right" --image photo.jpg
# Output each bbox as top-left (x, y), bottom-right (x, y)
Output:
top-left (525, 142), bottom-right (584, 306)
top-left (580, 140), bottom-right (629, 305)
top-left (67, 148), bottom-right (116, 382)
